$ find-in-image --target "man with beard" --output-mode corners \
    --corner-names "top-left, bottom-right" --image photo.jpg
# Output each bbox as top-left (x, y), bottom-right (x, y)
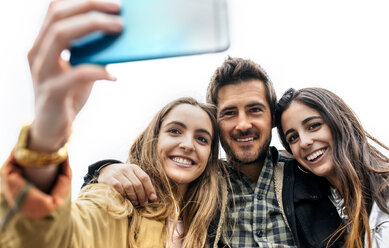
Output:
top-left (204, 57), bottom-right (295, 247)
top-left (83, 57), bottom-right (344, 247)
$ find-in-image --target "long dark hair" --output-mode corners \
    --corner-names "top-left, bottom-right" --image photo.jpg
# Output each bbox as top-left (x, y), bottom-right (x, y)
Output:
top-left (275, 87), bottom-right (389, 248)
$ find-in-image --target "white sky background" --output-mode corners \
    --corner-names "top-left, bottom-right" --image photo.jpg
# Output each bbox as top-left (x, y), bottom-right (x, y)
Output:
top-left (1, 0), bottom-right (389, 199)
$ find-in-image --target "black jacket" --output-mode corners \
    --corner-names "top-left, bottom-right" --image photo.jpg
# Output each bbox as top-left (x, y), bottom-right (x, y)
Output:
top-left (281, 157), bottom-right (345, 248)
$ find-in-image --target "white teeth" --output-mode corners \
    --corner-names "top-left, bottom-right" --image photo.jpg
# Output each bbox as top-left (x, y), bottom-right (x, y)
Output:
top-left (306, 149), bottom-right (326, 161)
top-left (237, 137), bottom-right (254, 142)
top-left (172, 157), bottom-right (192, 165)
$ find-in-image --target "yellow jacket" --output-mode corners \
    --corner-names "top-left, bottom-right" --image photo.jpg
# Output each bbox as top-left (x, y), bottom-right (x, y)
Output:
top-left (0, 154), bottom-right (167, 248)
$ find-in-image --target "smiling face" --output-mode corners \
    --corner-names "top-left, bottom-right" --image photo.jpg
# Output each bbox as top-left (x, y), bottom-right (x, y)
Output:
top-left (157, 104), bottom-right (213, 195)
top-left (281, 101), bottom-right (337, 185)
top-left (217, 80), bottom-right (273, 165)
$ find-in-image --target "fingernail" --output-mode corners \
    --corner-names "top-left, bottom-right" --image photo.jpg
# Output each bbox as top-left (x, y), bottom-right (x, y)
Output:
top-left (150, 193), bottom-right (157, 201)
top-left (100, 0), bottom-right (121, 10)
top-left (108, 73), bottom-right (117, 81)
top-left (108, 17), bottom-right (123, 32)
top-left (104, 0), bottom-right (122, 6)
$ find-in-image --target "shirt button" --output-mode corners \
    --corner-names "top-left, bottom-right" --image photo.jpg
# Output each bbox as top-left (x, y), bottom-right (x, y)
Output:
top-left (256, 230), bottom-right (263, 237)
top-left (257, 194), bottom-right (262, 200)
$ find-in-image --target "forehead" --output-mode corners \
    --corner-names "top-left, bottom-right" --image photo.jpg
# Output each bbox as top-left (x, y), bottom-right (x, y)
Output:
top-left (217, 79), bottom-right (268, 110)
top-left (282, 102), bottom-right (321, 126)
top-left (162, 104), bottom-right (213, 132)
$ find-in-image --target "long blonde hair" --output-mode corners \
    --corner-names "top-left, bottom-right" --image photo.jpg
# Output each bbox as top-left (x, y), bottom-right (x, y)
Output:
top-left (127, 97), bottom-right (227, 248)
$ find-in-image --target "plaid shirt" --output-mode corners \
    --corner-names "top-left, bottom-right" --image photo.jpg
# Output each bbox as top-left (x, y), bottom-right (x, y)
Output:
top-left (221, 147), bottom-right (296, 248)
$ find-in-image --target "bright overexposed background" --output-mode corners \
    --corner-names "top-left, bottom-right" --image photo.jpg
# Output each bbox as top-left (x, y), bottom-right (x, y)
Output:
top-left (1, 0), bottom-right (389, 199)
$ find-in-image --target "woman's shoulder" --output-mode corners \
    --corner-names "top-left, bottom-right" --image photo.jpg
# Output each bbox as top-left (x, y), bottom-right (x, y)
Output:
top-left (369, 201), bottom-right (389, 228)
top-left (368, 201), bottom-right (389, 247)
top-left (76, 183), bottom-right (133, 218)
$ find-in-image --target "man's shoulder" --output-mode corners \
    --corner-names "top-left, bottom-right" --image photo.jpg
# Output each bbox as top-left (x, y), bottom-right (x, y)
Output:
top-left (270, 146), bottom-right (296, 165)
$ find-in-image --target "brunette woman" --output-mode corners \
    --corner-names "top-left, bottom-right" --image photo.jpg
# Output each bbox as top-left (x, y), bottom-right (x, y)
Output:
top-left (276, 87), bottom-right (389, 248)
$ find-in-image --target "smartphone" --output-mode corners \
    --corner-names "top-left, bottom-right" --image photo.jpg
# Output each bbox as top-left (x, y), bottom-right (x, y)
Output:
top-left (69, 0), bottom-right (230, 65)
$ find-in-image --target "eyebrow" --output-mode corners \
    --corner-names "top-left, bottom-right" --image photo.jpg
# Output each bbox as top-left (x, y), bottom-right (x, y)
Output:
top-left (302, 116), bottom-right (321, 125)
top-left (219, 102), bottom-right (266, 115)
top-left (165, 121), bottom-right (212, 138)
top-left (247, 102), bottom-right (266, 109)
top-left (284, 128), bottom-right (295, 137)
top-left (219, 106), bottom-right (236, 115)
top-left (284, 116), bottom-right (322, 137)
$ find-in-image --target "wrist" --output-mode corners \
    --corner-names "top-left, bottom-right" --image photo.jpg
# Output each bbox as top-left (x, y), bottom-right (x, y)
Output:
top-left (96, 162), bottom-right (119, 182)
top-left (14, 123), bottom-right (70, 168)
top-left (82, 160), bottom-right (122, 188)
top-left (29, 121), bottom-right (70, 153)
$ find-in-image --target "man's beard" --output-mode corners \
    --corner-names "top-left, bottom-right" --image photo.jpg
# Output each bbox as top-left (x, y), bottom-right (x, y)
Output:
top-left (221, 134), bottom-right (272, 166)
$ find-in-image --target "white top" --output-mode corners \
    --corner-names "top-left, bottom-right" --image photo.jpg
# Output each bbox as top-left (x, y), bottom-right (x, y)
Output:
top-left (329, 187), bottom-right (389, 248)
top-left (166, 218), bottom-right (184, 248)
top-left (365, 201), bottom-right (389, 248)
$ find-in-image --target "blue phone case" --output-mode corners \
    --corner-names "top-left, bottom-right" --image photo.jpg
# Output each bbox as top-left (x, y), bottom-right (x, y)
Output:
top-left (69, 0), bottom-right (230, 65)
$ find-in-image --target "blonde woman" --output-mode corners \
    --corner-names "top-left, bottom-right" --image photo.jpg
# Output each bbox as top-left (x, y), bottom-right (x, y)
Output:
top-left (0, 1), bottom-right (227, 247)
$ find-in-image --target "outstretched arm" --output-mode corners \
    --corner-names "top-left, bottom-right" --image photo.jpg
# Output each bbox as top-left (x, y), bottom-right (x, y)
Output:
top-left (1, 0), bottom-right (125, 246)
top-left (21, 0), bottom-right (122, 191)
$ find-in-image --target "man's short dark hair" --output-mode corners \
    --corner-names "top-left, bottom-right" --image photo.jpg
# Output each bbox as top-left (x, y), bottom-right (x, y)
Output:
top-left (206, 56), bottom-right (277, 118)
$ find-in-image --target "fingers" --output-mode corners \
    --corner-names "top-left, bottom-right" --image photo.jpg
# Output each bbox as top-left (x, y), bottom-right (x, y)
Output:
top-left (98, 163), bottom-right (157, 206)
top-left (132, 167), bottom-right (157, 203)
top-left (110, 176), bottom-right (126, 197)
top-left (29, 0), bottom-right (121, 65)
top-left (31, 12), bottom-right (122, 83)
top-left (121, 170), bottom-right (145, 205)
top-left (49, 64), bottom-right (115, 90)
top-left (122, 165), bottom-right (157, 206)
top-left (31, 65), bottom-right (115, 149)
top-left (34, 65), bottom-right (115, 108)
top-left (98, 163), bottom-right (140, 203)
top-left (123, 169), bottom-right (152, 206)
top-left (99, 166), bottom-right (127, 196)
top-left (28, 0), bottom-right (123, 86)
top-left (58, 65), bottom-right (116, 90)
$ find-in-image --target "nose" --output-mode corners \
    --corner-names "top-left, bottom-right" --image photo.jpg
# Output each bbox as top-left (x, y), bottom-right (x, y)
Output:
top-left (179, 135), bottom-right (195, 152)
top-left (235, 112), bottom-right (252, 132)
top-left (299, 133), bottom-right (313, 149)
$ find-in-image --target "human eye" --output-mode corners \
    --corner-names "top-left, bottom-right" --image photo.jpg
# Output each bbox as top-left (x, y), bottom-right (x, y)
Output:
top-left (222, 111), bottom-right (235, 117)
top-left (167, 128), bottom-right (181, 135)
top-left (286, 133), bottom-right (299, 144)
top-left (219, 108), bottom-right (236, 118)
top-left (308, 122), bottom-right (322, 131)
top-left (249, 107), bottom-right (262, 113)
top-left (196, 135), bottom-right (210, 144)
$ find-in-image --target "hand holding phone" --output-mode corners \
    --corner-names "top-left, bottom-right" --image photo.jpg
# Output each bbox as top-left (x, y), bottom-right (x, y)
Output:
top-left (70, 0), bottom-right (230, 65)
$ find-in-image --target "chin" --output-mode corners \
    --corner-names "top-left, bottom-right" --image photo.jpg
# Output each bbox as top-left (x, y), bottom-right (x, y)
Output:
top-left (229, 151), bottom-right (258, 164)
top-left (238, 155), bottom-right (257, 163)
